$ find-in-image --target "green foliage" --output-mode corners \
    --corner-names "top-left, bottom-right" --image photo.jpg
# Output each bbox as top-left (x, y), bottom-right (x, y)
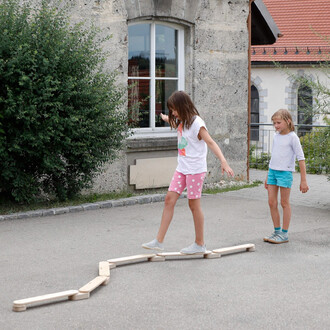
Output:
top-left (0, 0), bottom-right (131, 203)
top-left (299, 122), bottom-right (330, 174)
top-left (249, 145), bottom-right (271, 170)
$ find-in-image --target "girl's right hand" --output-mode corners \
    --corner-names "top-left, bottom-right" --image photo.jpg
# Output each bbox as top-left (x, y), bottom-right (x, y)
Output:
top-left (264, 179), bottom-right (268, 189)
top-left (160, 113), bottom-right (169, 123)
top-left (222, 163), bottom-right (234, 177)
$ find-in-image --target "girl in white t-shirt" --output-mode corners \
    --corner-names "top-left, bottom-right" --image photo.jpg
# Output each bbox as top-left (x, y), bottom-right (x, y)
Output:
top-left (264, 109), bottom-right (309, 244)
top-left (142, 91), bottom-right (234, 254)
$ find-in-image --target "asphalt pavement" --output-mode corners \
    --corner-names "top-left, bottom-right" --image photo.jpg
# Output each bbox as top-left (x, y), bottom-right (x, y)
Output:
top-left (0, 170), bottom-right (329, 330)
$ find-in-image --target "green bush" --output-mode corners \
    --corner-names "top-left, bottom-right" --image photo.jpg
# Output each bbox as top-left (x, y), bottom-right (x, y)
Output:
top-left (0, 0), bottom-right (131, 203)
top-left (249, 145), bottom-right (271, 170)
top-left (299, 123), bottom-right (330, 175)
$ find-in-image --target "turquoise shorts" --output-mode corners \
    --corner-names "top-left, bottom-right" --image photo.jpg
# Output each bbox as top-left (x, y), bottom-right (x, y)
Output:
top-left (267, 169), bottom-right (293, 188)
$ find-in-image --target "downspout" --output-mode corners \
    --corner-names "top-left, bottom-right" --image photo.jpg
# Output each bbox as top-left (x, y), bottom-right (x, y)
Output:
top-left (247, 0), bottom-right (253, 182)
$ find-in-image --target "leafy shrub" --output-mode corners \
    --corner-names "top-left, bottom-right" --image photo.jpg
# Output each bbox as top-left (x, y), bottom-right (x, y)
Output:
top-left (0, 0), bottom-right (131, 203)
top-left (249, 145), bottom-right (271, 170)
top-left (299, 123), bottom-right (330, 175)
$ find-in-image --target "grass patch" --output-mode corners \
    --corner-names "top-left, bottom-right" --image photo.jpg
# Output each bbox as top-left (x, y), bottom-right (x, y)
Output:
top-left (0, 191), bottom-right (134, 215)
top-left (0, 181), bottom-right (263, 215)
top-left (203, 180), bottom-right (262, 194)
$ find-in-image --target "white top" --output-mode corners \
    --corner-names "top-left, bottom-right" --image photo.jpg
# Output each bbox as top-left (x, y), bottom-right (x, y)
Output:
top-left (269, 131), bottom-right (305, 172)
top-left (176, 116), bottom-right (207, 175)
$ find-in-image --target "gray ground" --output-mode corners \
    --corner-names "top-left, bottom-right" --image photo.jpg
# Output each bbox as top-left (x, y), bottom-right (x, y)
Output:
top-left (0, 170), bottom-right (329, 330)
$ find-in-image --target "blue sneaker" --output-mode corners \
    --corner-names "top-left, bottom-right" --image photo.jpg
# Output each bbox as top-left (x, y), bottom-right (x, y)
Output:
top-left (180, 242), bottom-right (206, 255)
top-left (142, 239), bottom-right (164, 251)
top-left (268, 233), bottom-right (289, 244)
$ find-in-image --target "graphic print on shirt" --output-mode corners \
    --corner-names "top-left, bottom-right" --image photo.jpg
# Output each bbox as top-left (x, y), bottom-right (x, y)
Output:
top-left (178, 123), bottom-right (187, 156)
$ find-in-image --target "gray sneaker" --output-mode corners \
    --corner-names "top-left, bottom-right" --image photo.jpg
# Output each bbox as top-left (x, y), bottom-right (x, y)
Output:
top-left (268, 233), bottom-right (289, 244)
top-left (142, 239), bottom-right (164, 251)
top-left (263, 231), bottom-right (279, 242)
top-left (180, 242), bottom-right (206, 255)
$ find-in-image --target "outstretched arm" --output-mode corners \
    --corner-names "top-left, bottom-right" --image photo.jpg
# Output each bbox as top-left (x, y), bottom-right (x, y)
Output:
top-left (199, 127), bottom-right (234, 177)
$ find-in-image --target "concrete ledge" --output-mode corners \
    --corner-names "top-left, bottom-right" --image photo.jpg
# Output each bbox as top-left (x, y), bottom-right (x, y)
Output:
top-left (1, 180), bottom-right (244, 221)
top-left (1, 192), bottom-right (186, 221)
top-left (1, 193), bottom-right (171, 221)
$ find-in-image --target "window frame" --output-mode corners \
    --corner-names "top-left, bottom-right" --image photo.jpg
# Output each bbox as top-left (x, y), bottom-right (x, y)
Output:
top-left (128, 21), bottom-right (185, 134)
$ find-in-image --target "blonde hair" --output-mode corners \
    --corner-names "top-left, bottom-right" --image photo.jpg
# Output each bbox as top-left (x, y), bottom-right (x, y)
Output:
top-left (271, 109), bottom-right (295, 132)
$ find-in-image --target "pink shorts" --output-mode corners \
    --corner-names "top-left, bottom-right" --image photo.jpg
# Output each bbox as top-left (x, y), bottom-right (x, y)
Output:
top-left (168, 171), bottom-right (206, 199)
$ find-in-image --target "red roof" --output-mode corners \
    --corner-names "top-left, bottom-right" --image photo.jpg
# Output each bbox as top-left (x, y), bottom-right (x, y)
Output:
top-left (252, 0), bottom-right (330, 62)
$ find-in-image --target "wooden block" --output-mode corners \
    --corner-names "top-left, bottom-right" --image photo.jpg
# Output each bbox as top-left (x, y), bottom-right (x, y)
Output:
top-left (204, 252), bottom-right (221, 259)
top-left (247, 245), bottom-right (256, 252)
top-left (212, 244), bottom-right (255, 255)
top-left (101, 277), bottom-right (110, 286)
top-left (79, 276), bottom-right (108, 293)
top-left (12, 305), bottom-right (27, 312)
top-left (69, 292), bottom-right (90, 301)
top-left (149, 255), bottom-right (165, 262)
top-left (107, 254), bottom-right (156, 266)
top-left (13, 290), bottom-right (78, 312)
top-left (99, 261), bottom-right (110, 276)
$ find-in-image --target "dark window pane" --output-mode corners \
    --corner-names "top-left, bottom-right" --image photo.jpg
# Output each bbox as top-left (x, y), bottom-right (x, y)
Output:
top-left (128, 24), bottom-right (150, 77)
top-left (251, 85), bottom-right (259, 98)
top-left (298, 85), bottom-right (313, 136)
top-left (251, 113), bottom-right (259, 123)
top-left (155, 25), bottom-right (178, 78)
top-left (128, 79), bottom-right (150, 127)
top-left (250, 85), bottom-right (259, 141)
top-left (155, 80), bottom-right (177, 127)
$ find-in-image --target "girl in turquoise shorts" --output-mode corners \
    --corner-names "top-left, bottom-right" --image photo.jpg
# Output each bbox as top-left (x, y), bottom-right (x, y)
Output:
top-left (264, 109), bottom-right (309, 244)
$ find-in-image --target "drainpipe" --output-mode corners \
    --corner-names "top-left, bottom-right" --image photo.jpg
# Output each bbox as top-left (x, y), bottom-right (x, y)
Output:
top-left (247, 0), bottom-right (254, 182)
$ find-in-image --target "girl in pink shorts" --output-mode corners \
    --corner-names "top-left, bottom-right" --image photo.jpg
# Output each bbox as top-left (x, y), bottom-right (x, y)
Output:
top-left (142, 91), bottom-right (234, 254)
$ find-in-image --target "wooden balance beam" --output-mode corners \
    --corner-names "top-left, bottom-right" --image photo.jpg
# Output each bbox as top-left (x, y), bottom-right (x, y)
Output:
top-left (13, 290), bottom-right (78, 312)
top-left (12, 243), bottom-right (255, 312)
top-left (212, 243), bottom-right (255, 255)
top-left (156, 250), bottom-right (220, 259)
top-left (107, 253), bottom-right (156, 267)
top-left (79, 275), bottom-right (109, 293)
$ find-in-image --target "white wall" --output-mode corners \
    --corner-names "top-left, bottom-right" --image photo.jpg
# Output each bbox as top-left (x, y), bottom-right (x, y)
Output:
top-left (251, 65), bottom-right (329, 125)
top-left (250, 65), bottom-right (329, 154)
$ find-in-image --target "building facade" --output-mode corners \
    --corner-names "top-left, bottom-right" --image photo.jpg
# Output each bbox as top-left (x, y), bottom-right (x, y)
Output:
top-left (251, 0), bottom-right (329, 153)
top-left (25, 0), bottom-right (278, 193)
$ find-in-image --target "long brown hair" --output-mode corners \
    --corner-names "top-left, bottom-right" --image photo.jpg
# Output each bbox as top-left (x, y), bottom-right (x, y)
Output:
top-left (167, 91), bottom-right (200, 129)
top-left (271, 109), bottom-right (295, 132)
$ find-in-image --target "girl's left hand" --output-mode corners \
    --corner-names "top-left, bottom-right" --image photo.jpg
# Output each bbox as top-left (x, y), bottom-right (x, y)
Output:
top-left (222, 163), bottom-right (234, 177)
top-left (300, 181), bottom-right (309, 193)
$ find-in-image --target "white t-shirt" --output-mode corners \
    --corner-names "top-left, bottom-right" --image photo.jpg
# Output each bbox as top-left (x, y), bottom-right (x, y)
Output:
top-left (176, 116), bottom-right (207, 175)
top-left (269, 131), bottom-right (305, 172)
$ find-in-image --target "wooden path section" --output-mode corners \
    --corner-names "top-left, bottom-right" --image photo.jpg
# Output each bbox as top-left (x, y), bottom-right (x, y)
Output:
top-left (12, 243), bottom-right (255, 312)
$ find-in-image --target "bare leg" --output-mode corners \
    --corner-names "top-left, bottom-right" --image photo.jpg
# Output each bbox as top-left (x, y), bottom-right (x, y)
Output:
top-left (280, 187), bottom-right (291, 231)
top-left (267, 185), bottom-right (281, 228)
top-left (188, 198), bottom-right (204, 246)
top-left (156, 191), bottom-right (180, 243)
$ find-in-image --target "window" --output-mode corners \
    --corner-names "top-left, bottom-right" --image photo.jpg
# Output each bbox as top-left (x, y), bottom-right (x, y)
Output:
top-left (128, 22), bottom-right (184, 130)
top-left (250, 85), bottom-right (259, 141)
top-left (297, 84), bottom-right (313, 136)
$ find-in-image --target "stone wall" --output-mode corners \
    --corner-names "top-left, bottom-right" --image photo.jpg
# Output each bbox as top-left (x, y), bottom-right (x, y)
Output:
top-left (19, 0), bottom-right (250, 192)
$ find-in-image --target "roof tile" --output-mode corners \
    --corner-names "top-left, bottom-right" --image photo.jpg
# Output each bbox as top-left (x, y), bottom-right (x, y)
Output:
top-left (252, 0), bottom-right (330, 62)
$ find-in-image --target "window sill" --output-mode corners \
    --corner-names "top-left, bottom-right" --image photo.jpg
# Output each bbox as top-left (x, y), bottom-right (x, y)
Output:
top-left (126, 130), bottom-right (177, 152)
